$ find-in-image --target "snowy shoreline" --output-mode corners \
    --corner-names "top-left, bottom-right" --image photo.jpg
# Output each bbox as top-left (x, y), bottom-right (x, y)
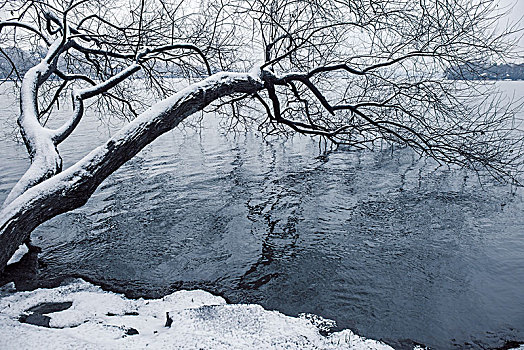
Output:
top-left (0, 279), bottom-right (393, 349)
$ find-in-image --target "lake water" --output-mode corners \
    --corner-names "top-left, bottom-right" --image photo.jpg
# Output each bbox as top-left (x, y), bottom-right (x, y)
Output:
top-left (1, 82), bottom-right (524, 349)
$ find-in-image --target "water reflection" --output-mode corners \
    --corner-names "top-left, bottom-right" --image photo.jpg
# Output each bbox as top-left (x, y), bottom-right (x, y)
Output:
top-left (1, 83), bottom-right (524, 349)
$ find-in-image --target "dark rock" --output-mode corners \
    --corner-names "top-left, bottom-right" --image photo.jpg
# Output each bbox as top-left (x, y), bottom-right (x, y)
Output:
top-left (126, 327), bottom-right (139, 335)
top-left (495, 340), bottom-right (524, 350)
top-left (19, 313), bottom-right (51, 327)
top-left (19, 301), bottom-right (73, 328)
top-left (165, 312), bottom-right (173, 327)
top-left (26, 301), bottom-right (73, 314)
top-left (107, 311), bottom-right (139, 316)
top-left (0, 282), bottom-right (16, 293)
top-left (25, 241), bottom-right (42, 253)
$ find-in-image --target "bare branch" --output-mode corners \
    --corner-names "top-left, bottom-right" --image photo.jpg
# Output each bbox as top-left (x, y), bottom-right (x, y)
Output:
top-left (0, 21), bottom-right (51, 45)
top-left (51, 64), bottom-right (142, 144)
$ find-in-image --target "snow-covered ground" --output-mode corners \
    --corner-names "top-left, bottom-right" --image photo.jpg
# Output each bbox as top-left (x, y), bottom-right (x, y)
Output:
top-left (0, 279), bottom-right (392, 349)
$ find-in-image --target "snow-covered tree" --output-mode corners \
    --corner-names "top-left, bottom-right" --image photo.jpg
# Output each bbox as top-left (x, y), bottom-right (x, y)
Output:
top-left (0, 0), bottom-right (522, 270)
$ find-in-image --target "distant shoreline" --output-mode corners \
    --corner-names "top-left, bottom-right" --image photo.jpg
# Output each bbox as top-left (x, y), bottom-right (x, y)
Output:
top-left (445, 63), bottom-right (524, 81)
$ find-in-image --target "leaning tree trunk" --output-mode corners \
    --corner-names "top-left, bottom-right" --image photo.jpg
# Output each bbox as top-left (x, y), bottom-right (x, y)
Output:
top-left (0, 71), bottom-right (263, 272)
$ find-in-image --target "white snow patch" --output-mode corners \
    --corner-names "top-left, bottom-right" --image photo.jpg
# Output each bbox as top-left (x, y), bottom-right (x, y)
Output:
top-left (249, 62), bottom-right (265, 79)
top-left (0, 279), bottom-right (392, 349)
top-left (6, 244), bottom-right (29, 265)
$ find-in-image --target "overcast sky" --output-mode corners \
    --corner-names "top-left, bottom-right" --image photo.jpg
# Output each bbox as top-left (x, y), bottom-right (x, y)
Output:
top-left (496, 0), bottom-right (523, 52)
top-left (499, 0), bottom-right (524, 21)
top-left (0, 0), bottom-right (522, 54)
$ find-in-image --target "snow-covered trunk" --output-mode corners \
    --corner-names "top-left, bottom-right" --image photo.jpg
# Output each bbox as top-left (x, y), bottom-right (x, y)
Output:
top-left (2, 41), bottom-right (64, 209)
top-left (0, 72), bottom-right (263, 271)
top-left (3, 142), bottom-right (63, 207)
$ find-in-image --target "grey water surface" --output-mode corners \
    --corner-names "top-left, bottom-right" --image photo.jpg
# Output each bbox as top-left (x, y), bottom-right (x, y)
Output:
top-left (1, 82), bottom-right (524, 349)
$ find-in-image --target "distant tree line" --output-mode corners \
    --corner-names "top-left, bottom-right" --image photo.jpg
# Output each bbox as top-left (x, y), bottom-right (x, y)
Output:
top-left (0, 47), bottom-right (45, 80)
top-left (445, 62), bottom-right (524, 80)
top-left (4, 48), bottom-right (523, 82)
